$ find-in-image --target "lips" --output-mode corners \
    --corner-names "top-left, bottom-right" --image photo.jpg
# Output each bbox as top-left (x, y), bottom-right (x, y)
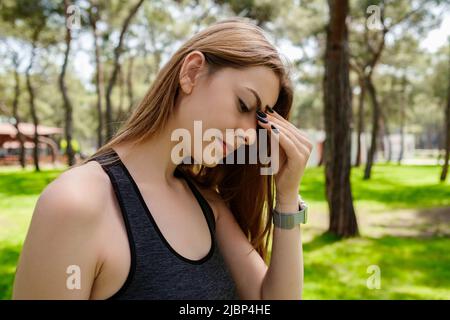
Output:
top-left (217, 138), bottom-right (231, 155)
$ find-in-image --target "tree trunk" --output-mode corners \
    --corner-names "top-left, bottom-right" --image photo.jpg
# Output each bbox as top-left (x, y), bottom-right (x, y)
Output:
top-left (59, 0), bottom-right (75, 166)
top-left (355, 75), bottom-right (365, 167)
top-left (323, 0), bottom-right (358, 237)
top-left (26, 36), bottom-right (41, 172)
top-left (89, 2), bottom-right (104, 149)
top-left (117, 64), bottom-right (125, 122)
top-left (12, 55), bottom-right (26, 168)
top-left (38, 136), bottom-right (58, 164)
top-left (361, 5), bottom-right (387, 179)
top-left (440, 42), bottom-right (450, 181)
top-left (381, 109), bottom-right (391, 163)
top-left (364, 76), bottom-right (380, 180)
top-left (127, 55), bottom-right (135, 113)
top-left (441, 95), bottom-right (450, 181)
top-left (398, 74), bottom-right (407, 164)
top-left (105, 0), bottom-right (144, 141)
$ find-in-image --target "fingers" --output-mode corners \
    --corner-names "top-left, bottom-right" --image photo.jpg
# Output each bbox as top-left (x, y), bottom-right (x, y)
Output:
top-left (267, 110), bottom-right (313, 152)
top-left (267, 115), bottom-right (311, 157)
top-left (264, 111), bottom-right (312, 159)
top-left (257, 117), bottom-right (303, 163)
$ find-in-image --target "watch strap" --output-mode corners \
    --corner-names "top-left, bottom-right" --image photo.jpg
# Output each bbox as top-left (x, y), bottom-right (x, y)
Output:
top-left (272, 195), bottom-right (308, 229)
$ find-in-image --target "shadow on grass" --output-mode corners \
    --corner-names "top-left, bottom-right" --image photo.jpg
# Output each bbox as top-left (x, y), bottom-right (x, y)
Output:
top-left (303, 232), bottom-right (342, 251)
top-left (2, 234), bottom-right (449, 300)
top-left (0, 243), bottom-right (21, 300)
top-left (303, 233), bottom-right (450, 299)
top-left (366, 206), bottom-right (450, 237)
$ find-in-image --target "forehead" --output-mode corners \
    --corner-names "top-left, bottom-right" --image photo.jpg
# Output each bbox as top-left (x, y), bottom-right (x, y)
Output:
top-left (216, 66), bottom-right (281, 108)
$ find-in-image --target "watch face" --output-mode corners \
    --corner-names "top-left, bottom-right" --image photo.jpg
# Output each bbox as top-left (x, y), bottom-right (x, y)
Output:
top-left (299, 200), bottom-right (307, 211)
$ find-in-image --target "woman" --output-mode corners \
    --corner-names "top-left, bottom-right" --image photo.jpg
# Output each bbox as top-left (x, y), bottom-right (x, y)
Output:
top-left (13, 17), bottom-right (312, 300)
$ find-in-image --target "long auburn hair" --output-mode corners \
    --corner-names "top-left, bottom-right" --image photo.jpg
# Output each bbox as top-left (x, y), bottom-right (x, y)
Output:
top-left (82, 17), bottom-right (293, 264)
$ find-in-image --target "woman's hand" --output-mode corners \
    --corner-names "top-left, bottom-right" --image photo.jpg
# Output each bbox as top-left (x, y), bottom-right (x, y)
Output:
top-left (256, 108), bottom-right (313, 206)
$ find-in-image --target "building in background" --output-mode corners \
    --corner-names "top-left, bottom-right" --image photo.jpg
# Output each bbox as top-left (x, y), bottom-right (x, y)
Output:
top-left (0, 117), bottom-right (62, 166)
top-left (303, 130), bottom-right (416, 167)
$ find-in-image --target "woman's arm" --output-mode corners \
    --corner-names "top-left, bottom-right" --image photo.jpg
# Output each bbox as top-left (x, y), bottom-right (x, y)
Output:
top-left (260, 196), bottom-right (303, 300)
top-left (214, 198), bottom-right (268, 300)
top-left (13, 170), bottom-right (104, 299)
top-left (214, 193), bottom-right (303, 300)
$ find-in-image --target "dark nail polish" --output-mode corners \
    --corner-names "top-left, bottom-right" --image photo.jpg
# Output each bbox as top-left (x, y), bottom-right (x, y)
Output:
top-left (257, 115), bottom-right (268, 123)
top-left (256, 110), bottom-right (267, 118)
top-left (271, 124), bottom-right (279, 133)
top-left (266, 105), bottom-right (274, 113)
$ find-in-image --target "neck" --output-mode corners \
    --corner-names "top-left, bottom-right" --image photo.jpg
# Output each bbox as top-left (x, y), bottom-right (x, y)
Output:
top-left (113, 122), bottom-right (186, 189)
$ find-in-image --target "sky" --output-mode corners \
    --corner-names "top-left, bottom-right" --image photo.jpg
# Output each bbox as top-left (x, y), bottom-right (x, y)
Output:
top-left (73, 9), bottom-right (450, 86)
top-left (2, 7), bottom-right (449, 88)
top-left (420, 11), bottom-right (450, 53)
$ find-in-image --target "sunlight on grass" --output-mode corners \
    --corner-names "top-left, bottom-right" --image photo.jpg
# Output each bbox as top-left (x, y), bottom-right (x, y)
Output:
top-left (302, 234), bottom-right (450, 299)
top-left (0, 169), bottom-right (63, 299)
top-left (301, 164), bottom-right (450, 209)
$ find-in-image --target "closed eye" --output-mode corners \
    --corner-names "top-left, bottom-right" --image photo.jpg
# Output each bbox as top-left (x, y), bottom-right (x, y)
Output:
top-left (238, 98), bottom-right (250, 113)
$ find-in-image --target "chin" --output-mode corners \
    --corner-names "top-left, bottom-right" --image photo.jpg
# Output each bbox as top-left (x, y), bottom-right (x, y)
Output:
top-left (193, 152), bottom-right (227, 168)
top-left (201, 160), bottom-right (220, 168)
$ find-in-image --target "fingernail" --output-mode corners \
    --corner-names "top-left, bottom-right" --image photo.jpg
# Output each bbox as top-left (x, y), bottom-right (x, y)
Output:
top-left (257, 115), bottom-right (268, 123)
top-left (271, 124), bottom-right (279, 133)
top-left (266, 105), bottom-right (274, 113)
top-left (256, 110), bottom-right (267, 118)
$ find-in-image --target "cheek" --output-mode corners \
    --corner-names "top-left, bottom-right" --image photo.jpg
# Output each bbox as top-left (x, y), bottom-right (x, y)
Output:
top-left (199, 92), bottom-right (235, 127)
top-left (206, 77), bottom-right (235, 113)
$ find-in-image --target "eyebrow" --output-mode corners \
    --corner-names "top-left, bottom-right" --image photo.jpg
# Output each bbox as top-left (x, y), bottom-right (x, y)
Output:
top-left (244, 87), bottom-right (263, 111)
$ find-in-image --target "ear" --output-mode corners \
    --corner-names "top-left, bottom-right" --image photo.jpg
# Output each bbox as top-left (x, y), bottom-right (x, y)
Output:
top-left (179, 50), bottom-right (206, 95)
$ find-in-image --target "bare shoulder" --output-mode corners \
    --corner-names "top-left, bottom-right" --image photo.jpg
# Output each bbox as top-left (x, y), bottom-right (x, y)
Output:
top-left (13, 160), bottom-right (113, 299)
top-left (38, 160), bottom-right (111, 220)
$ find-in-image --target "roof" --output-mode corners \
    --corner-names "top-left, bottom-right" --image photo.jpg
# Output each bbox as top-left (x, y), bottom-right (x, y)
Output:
top-left (2, 140), bottom-right (47, 149)
top-left (0, 122), bottom-right (63, 137)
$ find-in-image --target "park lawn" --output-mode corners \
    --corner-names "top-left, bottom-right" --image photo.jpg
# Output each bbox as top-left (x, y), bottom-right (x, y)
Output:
top-left (301, 163), bottom-right (450, 210)
top-left (0, 164), bottom-right (449, 299)
top-left (302, 234), bottom-right (450, 299)
top-left (0, 168), bottom-right (62, 299)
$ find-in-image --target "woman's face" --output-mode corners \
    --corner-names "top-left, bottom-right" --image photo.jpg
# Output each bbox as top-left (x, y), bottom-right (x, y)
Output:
top-left (175, 51), bottom-right (280, 167)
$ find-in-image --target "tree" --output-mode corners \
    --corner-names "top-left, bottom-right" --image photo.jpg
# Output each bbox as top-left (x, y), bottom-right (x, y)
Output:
top-left (104, 0), bottom-right (144, 141)
top-left (1, 0), bottom-right (60, 171)
top-left (59, 0), bottom-right (76, 166)
top-left (11, 51), bottom-right (27, 168)
top-left (350, 65), bottom-right (366, 167)
top-left (87, 0), bottom-right (105, 149)
top-left (26, 25), bottom-right (45, 172)
top-left (349, 0), bottom-right (441, 179)
top-left (440, 39), bottom-right (450, 182)
top-left (323, 0), bottom-right (358, 237)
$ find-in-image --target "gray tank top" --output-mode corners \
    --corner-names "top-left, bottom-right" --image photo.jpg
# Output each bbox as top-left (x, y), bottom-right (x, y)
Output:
top-left (90, 149), bottom-right (239, 300)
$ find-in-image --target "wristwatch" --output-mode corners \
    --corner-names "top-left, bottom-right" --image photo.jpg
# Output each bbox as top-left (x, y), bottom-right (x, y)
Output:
top-left (272, 194), bottom-right (308, 229)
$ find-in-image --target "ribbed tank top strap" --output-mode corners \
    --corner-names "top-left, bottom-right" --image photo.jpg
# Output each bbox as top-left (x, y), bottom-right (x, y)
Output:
top-left (90, 150), bottom-right (148, 235)
top-left (87, 150), bottom-right (146, 298)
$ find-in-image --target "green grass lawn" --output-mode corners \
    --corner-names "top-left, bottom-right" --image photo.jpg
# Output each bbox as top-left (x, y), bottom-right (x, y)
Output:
top-left (0, 164), bottom-right (449, 299)
top-left (302, 234), bottom-right (450, 299)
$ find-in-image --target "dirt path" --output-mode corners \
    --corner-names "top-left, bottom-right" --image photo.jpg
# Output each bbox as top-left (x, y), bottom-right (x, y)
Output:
top-left (360, 206), bottom-right (450, 238)
top-left (302, 206), bottom-right (450, 241)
